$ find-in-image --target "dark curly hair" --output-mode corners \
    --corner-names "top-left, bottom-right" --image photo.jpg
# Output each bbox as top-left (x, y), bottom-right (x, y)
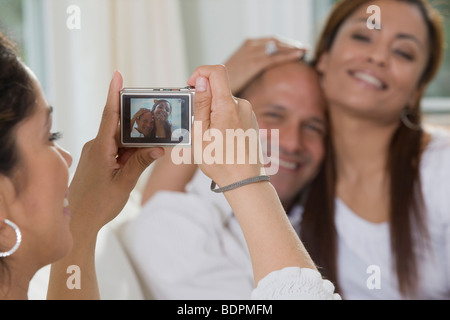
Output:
top-left (0, 30), bottom-right (36, 293)
top-left (0, 32), bottom-right (36, 178)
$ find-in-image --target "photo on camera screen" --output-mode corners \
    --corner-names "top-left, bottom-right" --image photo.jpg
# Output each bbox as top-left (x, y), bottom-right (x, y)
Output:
top-left (121, 93), bottom-right (192, 146)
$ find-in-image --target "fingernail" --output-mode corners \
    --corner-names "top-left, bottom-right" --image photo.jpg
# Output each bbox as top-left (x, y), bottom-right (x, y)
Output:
top-left (196, 77), bottom-right (207, 92)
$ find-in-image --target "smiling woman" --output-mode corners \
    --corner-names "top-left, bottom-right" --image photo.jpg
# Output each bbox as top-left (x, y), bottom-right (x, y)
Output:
top-left (0, 31), bottom-right (73, 298)
top-left (301, 0), bottom-right (449, 299)
top-left (0, 30), bottom-right (166, 299)
top-left (14, 79), bottom-right (74, 252)
top-left (320, 0), bottom-right (450, 122)
top-left (316, 3), bottom-right (432, 122)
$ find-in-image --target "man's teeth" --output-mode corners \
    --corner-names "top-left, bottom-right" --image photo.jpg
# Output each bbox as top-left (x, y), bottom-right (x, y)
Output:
top-left (264, 156), bottom-right (301, 170)
top-left (63, 198), bottom-right (69, 208)
top-left (353, 72), bottom-right (383, 89)
top-left (279, 158), bottom-right (299, 170)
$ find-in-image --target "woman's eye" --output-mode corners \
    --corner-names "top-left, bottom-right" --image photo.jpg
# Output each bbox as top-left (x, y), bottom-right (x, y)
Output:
top-left (394, 50), bottom-right (414, 61)
top-left (49, 132), bottom-right (62, 142)
top-left (351, 33), bottom-right (371, 42)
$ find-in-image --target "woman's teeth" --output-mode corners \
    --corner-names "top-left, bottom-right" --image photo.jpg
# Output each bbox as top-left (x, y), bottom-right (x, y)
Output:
top-left (352, 71), bottom-right (385, 89)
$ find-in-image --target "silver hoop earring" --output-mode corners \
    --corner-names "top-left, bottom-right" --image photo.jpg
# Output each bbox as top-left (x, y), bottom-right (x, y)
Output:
top-left (401, 107), bottom-right (421, 131)
top-left (0, 219), bottom-right (22, 258)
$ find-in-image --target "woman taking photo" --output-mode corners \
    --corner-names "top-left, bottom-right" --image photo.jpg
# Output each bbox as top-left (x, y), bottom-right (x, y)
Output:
top-left (301, 0), bottom-right (449, 299)
top-left (0, 32), bottom-right (166, 299)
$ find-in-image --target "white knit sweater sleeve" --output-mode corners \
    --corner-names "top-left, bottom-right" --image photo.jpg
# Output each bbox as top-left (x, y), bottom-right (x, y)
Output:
top-left (251, 267), bottom-right (342, 300)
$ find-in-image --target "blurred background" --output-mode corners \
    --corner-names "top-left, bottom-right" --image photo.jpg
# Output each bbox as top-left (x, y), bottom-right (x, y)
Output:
top-left (0, 0), bottom-right (449, 172)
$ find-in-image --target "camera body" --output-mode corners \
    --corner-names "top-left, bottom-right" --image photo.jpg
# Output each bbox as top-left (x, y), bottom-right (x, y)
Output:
top-left (120, 87), bottom-right (195, 147)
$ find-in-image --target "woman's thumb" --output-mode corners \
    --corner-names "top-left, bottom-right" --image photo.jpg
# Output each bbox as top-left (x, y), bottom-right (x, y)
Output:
top-left (193, 76), bottom-right (212, 128)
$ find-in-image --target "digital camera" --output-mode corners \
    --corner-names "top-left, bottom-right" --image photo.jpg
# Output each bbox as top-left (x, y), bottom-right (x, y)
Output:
top-left (120, 87), bottom-right (195, 146)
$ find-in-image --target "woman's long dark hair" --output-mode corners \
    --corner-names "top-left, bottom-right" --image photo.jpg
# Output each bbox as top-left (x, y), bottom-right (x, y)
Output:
top-left (301, 0), bottom-right (444, 297)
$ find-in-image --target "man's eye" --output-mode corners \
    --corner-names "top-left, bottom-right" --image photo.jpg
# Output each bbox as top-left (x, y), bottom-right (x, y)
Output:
top-left (303, 124), bottom-right (325, 136)
top-left (264, 113), bottom-right (282, 119)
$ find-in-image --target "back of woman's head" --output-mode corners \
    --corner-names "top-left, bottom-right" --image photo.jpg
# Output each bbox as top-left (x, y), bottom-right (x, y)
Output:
top-left (0, 32), bottom-right (36, 178)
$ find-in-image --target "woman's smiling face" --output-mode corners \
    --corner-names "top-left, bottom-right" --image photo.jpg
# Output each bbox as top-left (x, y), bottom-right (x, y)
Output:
top-left (10, 69), bottom-right (74, 266)
top-left (317, 0), bottom-right (430, 125)
top-left (154, 101), bottom-right (171, 121)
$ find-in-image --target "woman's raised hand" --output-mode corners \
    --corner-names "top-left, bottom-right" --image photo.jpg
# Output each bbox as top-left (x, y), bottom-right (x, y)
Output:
top-left (68, 71), bottom-right (165, 235)
top-left (225, 37), bottom-right (306, 95)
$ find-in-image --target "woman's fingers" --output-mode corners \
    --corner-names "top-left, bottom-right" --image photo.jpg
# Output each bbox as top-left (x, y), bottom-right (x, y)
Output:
top-left (187, 64), bottom-right (262, 186)
top-left (191, 74), bottom-right (212, 132)
top-left (188, 65), bottom-right (238, 132)
top-left (97, 71), bottom-right (123, 142)
top-left (225, 37), bottom-right (306, 94)
top-left (188, 65), bottom-right (233, 105)
top-left (116, 147), bottom-right (165, 187)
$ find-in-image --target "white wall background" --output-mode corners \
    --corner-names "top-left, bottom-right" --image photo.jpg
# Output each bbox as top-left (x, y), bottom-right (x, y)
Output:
top-left (21, 0), bottom-right (321, 172)
top-left (179, 0), bottom-right (315, 72)
top-left (19, 0), bottom-right (449, 172)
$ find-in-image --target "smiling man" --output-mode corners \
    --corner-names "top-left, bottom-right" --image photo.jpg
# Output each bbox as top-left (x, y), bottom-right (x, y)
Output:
top-left (239, 60), bottom-right (326, 212)
top-left (122, 59), bottom-right (327, 300)
top-left (131, 109), bottom-right (154, 138)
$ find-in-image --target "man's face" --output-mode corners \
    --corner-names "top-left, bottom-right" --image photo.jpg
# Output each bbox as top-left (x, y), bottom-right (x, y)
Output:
top-left (244, 62), bottom-right (326, 209)
top-left (136, 111), bottom-right (154, 137)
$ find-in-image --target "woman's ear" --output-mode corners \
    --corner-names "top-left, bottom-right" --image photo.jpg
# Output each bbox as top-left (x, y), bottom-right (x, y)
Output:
top-left (316, 52), bottom-right (329, 74)
top-left (408, 85), bottom-right (425, 110)
top-left (0, 175), bottom-right (17, 219)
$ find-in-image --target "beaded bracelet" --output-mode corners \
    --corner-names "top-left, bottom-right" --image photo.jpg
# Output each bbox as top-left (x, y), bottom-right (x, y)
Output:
top-left (210, 175), bottom-right (270, 193)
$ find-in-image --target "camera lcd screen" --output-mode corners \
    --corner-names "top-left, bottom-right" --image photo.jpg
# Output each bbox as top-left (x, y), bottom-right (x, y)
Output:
top-left (121, 93), bottom-right (192, 146)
